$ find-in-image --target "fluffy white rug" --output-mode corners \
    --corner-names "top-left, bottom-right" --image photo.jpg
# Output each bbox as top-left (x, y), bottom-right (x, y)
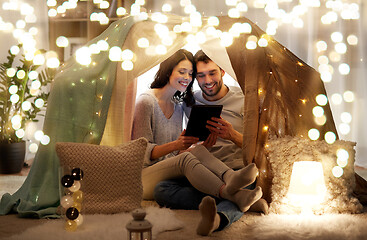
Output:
top-left (3, 206), bottom-right (183, 240)
top-left (0, 175), bottom-right (26, 197)
top-left (245, 213), bottom-right (367, 240)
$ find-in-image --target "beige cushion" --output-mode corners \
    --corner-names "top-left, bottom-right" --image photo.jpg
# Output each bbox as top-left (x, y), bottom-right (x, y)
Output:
top-left (266, 136), bottom-right (363, 214)
top-left (56, 137), bottom-right (147, 214)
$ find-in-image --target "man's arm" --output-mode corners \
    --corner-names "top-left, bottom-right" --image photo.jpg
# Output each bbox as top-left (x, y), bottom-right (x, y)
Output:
top-left (206, 117), bottom-right (243, 148)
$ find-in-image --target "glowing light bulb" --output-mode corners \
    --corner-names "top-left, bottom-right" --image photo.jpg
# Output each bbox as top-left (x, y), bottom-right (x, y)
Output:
top-left (338, 63), bottom-right (350, 75)
top-left (99, 1), bottom-right (109, 9)
top-left (208, 16), bottom-right (220, 26)
top-left (341, 112), bottom-right (352, 123)
top-left (22, 101), bottom-right (32, 111)
top-left (16, 70), bottom-right (26, 79)
top-left (339, 123), bottom-right (350, 135)
top-left (347, 35), bottom-right (358, 45)
top-left (335, 42), bottom-right (347, 54)
top-left (320, 71), bottom-right (332, 83)
top-left (246, 35), bottom-right (257, 49)
top-left (324, 131), bottom-right (336, 144)
top-left (41, 135), bottom-right (50, 145)
top-left (228, 8), bottom-right (240, 18)
top-left (155, 45), bottom-right (167, 55)
top-left (308, 128), bottom-right (320, 140)
top-left (312, 106), bottom-right (324, 117)
top-left (332, 166), bottom-right (343, 178)
top-left (258, 38), bottom-right (268, 47)
top-left (314, 115), bottom-right (327, 126)
top-left (31, 80), bottom-right (41, 89)
top-left (28, 70), bottom-right (38, 80)
top-left (9, 85), bottom-right (18, 94)
top-left (33, 54), bottom-right (45, 65)
top-left (116, 7), bottom-right (126, 16)
top-left (35, 98), bottom-right (45, 108)
top-left (137, 38), bottom-right (149, 48)
top-left (331, 93), bottom-right (343, 105)
top-left (121, 49), bottom-right (133, 61)
top-left (220, 32), bottom-right (233, 47)
top-left (109, 46), bottom-right (122, 61)
top-left (10, 94), bottom-right (20, 103)
top-left (237, 2), bottom-right (248, 12)
top-left (121, 60), bottom-right (133, 71)
top-left (162, 3), bottom-right (172, 12)
top-left (56, 36), bottom-right (69, 47)
top-left (316, 41), bottom-right (327, 52)
top-left (331, 32), bottom-right (343, 43)
top-left (10, 45), bottom-right (20, 55)
top-left (343, 91), bottom-right (355, 102)
top-left (97, 40), bottom-right (109, 51)
top-left (11, 115), bottom-right (22, 125)
top-left (76, 47), bottom-right (92, 65)
top-left (316, 94), bottom-right (328, 106)
top-left (7, 68), bottom-right (16, 77)
top-left (46, 58), bottom-right (60, 68)
top-left (16, 129), bottom-right (25, 138)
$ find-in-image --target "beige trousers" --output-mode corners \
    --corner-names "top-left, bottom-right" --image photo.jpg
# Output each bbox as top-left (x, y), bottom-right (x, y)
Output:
top-left (142, 145), bottom-right (231, 200)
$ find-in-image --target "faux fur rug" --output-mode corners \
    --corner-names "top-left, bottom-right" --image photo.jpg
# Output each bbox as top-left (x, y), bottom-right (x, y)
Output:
top-left (0, 175), bottom-right (26, 197)
top-left (3, 206), bottom-right (183, 240)
top-left (245, 213), bottom-right (367, 240)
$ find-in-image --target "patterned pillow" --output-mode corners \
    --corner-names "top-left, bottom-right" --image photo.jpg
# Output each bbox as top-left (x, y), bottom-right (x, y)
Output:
top-left (55, 137), bottom-right (147, 214)
top-left (266, 136), bottom-right (363, 214)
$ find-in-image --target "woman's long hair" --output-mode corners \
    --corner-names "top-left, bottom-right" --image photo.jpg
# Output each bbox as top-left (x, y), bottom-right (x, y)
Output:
top-left (150, 49), bottom-right (196, 106)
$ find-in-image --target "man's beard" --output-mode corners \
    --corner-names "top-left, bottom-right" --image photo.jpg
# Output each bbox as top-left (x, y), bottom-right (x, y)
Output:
top-left (201, 80), bottom-right (223, 97)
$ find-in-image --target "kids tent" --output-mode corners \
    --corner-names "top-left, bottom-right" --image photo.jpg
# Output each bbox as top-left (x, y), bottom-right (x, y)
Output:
top-left (0, 14), bottom-right (365, 218)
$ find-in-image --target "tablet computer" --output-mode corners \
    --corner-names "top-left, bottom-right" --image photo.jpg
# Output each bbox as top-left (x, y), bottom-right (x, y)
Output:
top-left (185, 105), bottom-right (223, 141)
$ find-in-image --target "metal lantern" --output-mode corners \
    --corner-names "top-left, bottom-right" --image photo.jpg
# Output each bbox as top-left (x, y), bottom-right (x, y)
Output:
top-left (126, 209), bottom-right (152, 240)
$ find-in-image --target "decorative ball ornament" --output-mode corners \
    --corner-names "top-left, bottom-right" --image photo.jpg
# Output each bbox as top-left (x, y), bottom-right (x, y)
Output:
top-left (60, 167), bottom-right (84, 231)
top-left (66, 207), bottom-right (79, 220)
top-left (126, 209), bottom-right (152, 240)
top-left (71, 168), bottom-right (84, 180)
top-left (61, 174), bottom-right (74, 188)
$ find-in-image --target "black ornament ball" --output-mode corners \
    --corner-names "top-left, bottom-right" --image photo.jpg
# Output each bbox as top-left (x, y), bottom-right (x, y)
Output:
top-left (66, 207), bottom-right (79, 220)
top-left (61, 175), bottom-right (74, 188)
top-left (71, 168), bottom-right (84, 181)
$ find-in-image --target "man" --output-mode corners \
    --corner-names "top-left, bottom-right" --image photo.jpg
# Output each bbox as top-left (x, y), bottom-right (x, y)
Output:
top-left (153, 50), bottom-right (268, 236)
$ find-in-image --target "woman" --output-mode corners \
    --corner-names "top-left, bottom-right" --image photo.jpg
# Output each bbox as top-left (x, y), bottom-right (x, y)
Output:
top-left (131, 49), bottom-right (261, 212)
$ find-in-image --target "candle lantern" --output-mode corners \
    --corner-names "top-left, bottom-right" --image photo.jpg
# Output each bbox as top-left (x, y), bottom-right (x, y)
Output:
top-left (126, 209), bottom-right (152, 240)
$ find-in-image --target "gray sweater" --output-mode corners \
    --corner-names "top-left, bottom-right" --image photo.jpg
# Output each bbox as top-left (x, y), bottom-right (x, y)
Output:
top-left (131, 92), bottom-right (183, 166)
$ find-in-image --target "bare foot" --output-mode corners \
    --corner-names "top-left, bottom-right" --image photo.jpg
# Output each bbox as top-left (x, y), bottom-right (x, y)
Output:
top-left (196, 196), bottom-right (221, 236)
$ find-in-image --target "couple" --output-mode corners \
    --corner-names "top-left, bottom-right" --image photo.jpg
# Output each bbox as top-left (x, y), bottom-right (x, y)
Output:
top-left (131, 49), bottom-right (268, 236)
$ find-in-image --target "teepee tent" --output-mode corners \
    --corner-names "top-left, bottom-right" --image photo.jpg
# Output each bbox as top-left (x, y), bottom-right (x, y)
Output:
top-left (0, 14), bottom-right (355, 218)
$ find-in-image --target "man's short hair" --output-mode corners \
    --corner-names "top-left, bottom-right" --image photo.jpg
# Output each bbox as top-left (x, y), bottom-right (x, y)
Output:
top-left (194, 50), bottom-right (211, 64)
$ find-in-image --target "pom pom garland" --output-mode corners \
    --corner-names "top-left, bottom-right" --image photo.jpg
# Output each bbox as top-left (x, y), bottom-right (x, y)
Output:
top-left (60, 167), bottom-right (84, 231)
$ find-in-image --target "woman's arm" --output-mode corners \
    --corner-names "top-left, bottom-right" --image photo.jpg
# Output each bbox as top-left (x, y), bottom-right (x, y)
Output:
top-left (151, 130), bottom-right (199, 159)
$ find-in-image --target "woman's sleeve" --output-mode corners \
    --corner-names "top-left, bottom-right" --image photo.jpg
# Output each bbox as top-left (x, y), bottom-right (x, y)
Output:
top-left (131, 94), bottom-right (154, 142)
top-left (131, 94), bottom-right (157, 166)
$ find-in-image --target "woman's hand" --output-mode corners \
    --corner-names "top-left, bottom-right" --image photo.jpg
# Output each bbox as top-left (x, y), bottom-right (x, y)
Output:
top-left (175, 130), bottom-right (200, 151)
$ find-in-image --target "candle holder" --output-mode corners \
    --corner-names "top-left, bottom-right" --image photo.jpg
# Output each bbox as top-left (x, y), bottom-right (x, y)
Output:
top-left (126, 209), bottom-right (152, 240)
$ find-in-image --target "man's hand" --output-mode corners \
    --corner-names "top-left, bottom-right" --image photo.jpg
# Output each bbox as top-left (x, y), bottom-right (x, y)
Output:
top-left (201, 133), bottom-right (217, 149)
top-left (175, 130), bottom-right (200, 150)
top-left (206, 117), bottom-right (243, 147)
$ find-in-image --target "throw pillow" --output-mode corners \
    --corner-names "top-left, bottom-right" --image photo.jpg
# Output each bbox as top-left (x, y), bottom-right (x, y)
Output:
top-left (55, 137), bottom-right (148, 214)
top-left (266, 135), bottom-right (363, 214)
